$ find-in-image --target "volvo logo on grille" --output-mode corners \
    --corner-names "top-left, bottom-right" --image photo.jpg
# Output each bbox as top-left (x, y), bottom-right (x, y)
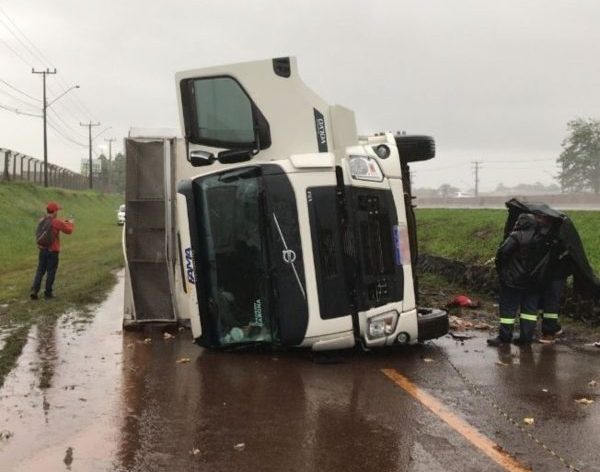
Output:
top-left (282, 249), bottom-right (297, 264)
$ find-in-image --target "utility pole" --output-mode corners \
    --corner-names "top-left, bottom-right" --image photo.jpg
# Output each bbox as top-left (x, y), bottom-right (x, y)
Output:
top-left (472, 161), bottom-right (482, 197)
top-left (32, 68), bottom-right (57, 187)
top-left (104, 137), bottom-right (115, 192)
top-left (80, 121), bottom-right (101, 189)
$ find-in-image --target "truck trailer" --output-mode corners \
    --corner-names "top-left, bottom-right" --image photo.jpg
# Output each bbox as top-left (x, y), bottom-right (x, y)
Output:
top-left (123, 57), bottom-right (448, 350)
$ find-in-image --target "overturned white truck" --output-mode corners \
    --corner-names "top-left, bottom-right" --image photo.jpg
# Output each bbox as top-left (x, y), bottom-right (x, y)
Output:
top-left (123, 57), bottom-right (448, 350)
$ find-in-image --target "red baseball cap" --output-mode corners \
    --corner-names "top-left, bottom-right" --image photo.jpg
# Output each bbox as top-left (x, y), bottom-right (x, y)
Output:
top-left (46, 201), bottom-right (61, 213)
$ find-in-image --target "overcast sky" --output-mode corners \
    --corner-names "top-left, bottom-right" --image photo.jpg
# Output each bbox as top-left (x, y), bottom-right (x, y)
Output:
top-left (1, 0), bottom-right (599, 192)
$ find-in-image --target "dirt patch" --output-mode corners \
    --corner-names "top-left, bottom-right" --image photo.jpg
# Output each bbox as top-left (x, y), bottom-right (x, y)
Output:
top-left (418, 254), bottom-right (498, 296)
top-left (417, 255), bottom-right (600, 344)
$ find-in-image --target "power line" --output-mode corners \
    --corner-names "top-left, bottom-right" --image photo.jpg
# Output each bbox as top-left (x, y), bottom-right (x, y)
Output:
top-left (47, 119), bottom-right (87, 148)
top-left (0, 85), bottom-right (40, 110)
top-left (0, 5), bottom-right (98, 123)
top-left (0, 77), bottom-right (40, 102)
top-left (485, 157), bottom-right (556, 164)
top-left (0, 36), bottom-right (32, 67)
top-left (0, 101), bottom-right (42, 117)
top-left (0, 6), bottom-right (51, 67)
top-left (48, 108), bottom-right (88, 139)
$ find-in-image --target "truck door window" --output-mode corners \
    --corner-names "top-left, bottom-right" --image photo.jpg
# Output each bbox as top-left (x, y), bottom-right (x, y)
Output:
top-left (190, 77), bottom-right (255, 146)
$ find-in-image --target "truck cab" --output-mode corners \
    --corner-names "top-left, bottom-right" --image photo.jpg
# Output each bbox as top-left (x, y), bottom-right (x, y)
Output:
top-left (123, 57), bottom-right (447, 350)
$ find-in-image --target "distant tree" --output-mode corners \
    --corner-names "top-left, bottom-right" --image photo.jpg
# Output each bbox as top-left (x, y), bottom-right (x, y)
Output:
top-left (97, 153), bottom-right (109, 190)
top-left (558, 118), bottom-right (600, 194)
top-left (437, 184), bottom-right (460, 198)
top-left (111, 152), bottom-right (126, 194)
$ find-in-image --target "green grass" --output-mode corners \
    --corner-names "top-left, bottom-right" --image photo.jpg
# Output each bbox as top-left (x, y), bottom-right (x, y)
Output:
top-left (416, 208), bottom-right (600, 271)
top-left (0, 182), bottom-right (124, 387)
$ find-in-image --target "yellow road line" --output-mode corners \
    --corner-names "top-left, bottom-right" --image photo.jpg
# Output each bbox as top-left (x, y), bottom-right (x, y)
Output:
top-left (381, 368), bottom-right (531, 472)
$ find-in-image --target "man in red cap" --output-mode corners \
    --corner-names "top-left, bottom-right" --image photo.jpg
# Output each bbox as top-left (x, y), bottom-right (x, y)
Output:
top-left (30, 201), bottom-right (75, 300)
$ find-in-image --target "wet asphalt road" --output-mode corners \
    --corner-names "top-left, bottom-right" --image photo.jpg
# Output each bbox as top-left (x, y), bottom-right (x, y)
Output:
top-left (1, 273), bottom-right (599, 472)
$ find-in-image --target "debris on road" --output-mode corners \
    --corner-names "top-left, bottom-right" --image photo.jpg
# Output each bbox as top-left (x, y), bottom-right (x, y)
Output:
top-left (190, 448), bottom-right (201, 456)
top-left (0, 430), bottom-right (13, 441)
top-left (495, 361), bottom-right (509, 367)
top-left (233, 443), bottom-right (246, 451)
top-left (589, 380), bottom-right (598, 388)
top-left (64, 447), bottom-right (73, 467)
top-left (472, 322), bottom-right (493, 330)
top-left (422, 357), bottom-right (435, 363)
top-left (523, 417), bottom-right (535, 425)
top-left (163, 332), bottom-right (175, 340)
top-left (143, 338), bottom-right (152, 344)
top-left (176, 358), bottom-right (191, 364)
top-left (542, 389), bottom-right (549, 393)
top-left (574, 398), bottom-right (595, 405)
top-left (447, 295), bottom-right (481, 308)
top-left (449, 332), bottom-right (474, 341)
top-left (449, 316), bottom-right (473, 330)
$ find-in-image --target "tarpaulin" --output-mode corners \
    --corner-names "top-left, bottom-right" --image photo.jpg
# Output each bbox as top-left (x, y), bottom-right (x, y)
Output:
top-left (504, 198), bottom-right (600, 298)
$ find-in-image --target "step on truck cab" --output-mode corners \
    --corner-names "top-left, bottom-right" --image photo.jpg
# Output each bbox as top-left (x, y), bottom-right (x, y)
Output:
top-left (123, 57), bottom-right (448, 350)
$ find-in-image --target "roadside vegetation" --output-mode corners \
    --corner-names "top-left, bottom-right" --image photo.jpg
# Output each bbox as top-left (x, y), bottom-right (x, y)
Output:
top-left (416, 208), bottom-right (600, 270)
top-left (416, 208), bottom-right (600, 337)
top-left (0, 182), bottom-right (124, 387)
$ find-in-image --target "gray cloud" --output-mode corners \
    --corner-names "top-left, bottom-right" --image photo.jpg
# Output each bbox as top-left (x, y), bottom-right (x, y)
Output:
top-left (1, 0), bottom-right (599, 191)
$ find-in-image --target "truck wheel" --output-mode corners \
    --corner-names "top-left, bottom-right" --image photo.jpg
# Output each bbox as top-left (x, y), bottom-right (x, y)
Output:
top-left (394, 135), bottom-right (436, 163)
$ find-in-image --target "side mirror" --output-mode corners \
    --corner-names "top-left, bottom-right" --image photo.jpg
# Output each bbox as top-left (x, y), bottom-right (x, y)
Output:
top-left (189, 150), bottom-right (216, 167)
top-left (218, 149), bottom-right (253, 164)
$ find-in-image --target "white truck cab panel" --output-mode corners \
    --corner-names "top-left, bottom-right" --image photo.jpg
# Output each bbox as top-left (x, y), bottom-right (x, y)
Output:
top-left (123, 57), bottom-right (448, 350)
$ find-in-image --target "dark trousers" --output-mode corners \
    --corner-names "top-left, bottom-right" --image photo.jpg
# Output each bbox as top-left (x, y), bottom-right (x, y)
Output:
top-left (31, 249), bottom-right (59, 296)
top-left (541, 278), bottom-right (565, 335)
top-left (498, 284), bottom-right (540, 342)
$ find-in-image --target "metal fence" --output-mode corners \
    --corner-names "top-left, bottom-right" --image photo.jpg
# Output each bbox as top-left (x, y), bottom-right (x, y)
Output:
top-left (0, 147), bottom-right (88, 190)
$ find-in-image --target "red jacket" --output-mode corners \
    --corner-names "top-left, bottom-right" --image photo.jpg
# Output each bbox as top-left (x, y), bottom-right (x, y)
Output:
top-left (43, 217), bottom-right (74, 252)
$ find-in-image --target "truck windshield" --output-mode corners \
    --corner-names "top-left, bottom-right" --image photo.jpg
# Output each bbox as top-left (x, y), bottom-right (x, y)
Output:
top-left (194, 168), bottom-right (271, 346)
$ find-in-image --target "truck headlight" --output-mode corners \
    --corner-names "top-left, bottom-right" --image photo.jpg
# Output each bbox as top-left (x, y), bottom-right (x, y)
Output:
top-left (348, 155), bottom-right (384, 182)
top-left (368, 311), bottom-right (399, 339)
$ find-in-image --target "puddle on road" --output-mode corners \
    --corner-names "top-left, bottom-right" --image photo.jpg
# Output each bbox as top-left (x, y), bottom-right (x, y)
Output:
top-left (0, 273), bottom-right (128, 472)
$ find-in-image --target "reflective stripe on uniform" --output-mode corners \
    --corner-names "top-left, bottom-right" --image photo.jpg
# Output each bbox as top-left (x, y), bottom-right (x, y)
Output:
top-left (520, 313), bottom-right (538, 322)
top-left (500, 318), bottom-right (515, 325)
top-left (543, 313), bottom-right (559, 320)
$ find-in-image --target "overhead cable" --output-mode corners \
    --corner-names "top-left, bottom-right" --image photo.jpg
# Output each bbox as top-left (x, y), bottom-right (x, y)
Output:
top-left (0, 101), bottom-right (42, 117)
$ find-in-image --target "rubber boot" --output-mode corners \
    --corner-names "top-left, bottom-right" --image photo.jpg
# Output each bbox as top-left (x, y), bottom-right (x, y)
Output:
top-left (514, 317), bottom-right (537, 345)
top-left (487, 318), bottom-right (514, 346)
top-left (541, 313), bottom-right (559, 336)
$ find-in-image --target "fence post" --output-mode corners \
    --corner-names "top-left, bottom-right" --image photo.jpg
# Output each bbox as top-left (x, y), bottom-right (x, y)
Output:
top-left (2, 150), bottom-right (8, 181)
top-left (12, 153), bottom-right (17, 180)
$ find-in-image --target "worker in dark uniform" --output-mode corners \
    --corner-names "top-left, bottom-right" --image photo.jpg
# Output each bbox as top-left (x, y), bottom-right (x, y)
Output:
top-left (488, 213), bottom-right (546, 346)
top-left (536, 214), bottom-right (570, 343)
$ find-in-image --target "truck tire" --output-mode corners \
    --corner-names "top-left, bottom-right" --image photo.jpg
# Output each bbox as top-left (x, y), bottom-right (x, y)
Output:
top-left (417, 307), bottom-right (449, 341)
top-left (394, 135), bottom-right (436, 163)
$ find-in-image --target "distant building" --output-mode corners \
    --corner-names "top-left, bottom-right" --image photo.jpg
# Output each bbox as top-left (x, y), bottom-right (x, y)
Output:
top-left (80, 158), bottom-right (102, 176)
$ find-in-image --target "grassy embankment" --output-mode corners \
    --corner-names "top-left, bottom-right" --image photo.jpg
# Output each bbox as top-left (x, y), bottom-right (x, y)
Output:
top-left (416, 208), bottom-right (600, 269)
top-left (0, 182), bottom-right (124, 387)
top-left (416, 208), bottom-right (600, 334)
